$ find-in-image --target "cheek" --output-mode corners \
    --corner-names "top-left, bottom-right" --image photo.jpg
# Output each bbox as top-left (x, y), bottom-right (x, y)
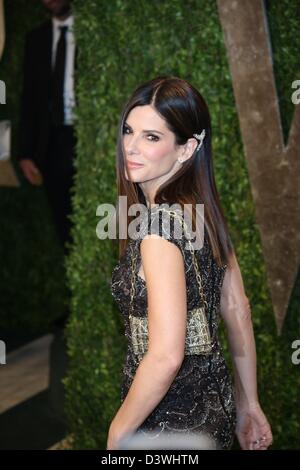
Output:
top-left (145, 142), bottom-right (175, 163)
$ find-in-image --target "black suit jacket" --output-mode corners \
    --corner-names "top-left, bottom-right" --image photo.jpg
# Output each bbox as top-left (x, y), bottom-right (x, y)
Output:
top-left (18, 20), bottom-right (77, 172)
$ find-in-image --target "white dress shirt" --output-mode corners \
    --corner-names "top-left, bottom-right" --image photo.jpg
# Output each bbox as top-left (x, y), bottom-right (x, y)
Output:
top-left (52, 14), bottom-right (76, 125)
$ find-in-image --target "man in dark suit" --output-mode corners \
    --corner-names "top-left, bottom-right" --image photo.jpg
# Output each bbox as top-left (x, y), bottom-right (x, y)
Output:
top-left (18, 0), bottom-right (76, 251)
top-left (18, 0), bottom-right (77, 419)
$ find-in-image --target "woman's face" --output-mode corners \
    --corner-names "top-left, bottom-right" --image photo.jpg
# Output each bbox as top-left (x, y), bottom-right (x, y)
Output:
top-left (123, 105), bottom-right (184, 194)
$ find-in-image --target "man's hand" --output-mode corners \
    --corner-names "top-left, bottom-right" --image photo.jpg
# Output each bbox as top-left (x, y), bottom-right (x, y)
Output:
top-left (19, 159), bottom-right (43, 185)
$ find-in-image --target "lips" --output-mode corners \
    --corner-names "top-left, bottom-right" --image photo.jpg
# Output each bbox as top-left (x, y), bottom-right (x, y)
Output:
top-left (127, 161), bottom-right (144, 168)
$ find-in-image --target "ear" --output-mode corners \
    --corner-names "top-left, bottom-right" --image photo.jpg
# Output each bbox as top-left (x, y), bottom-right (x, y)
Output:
top-left (178, 137), bottom-right (198, 163)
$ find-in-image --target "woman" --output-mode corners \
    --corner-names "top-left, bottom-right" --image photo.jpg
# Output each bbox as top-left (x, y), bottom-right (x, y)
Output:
top-left (109, 76), bottom-right (273, 450)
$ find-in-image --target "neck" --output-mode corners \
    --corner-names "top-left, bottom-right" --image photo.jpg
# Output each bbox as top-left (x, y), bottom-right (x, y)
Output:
top-left (54, 8), bottom-right (72, 21)
top-left (140, 188), bottom-right (156, 209)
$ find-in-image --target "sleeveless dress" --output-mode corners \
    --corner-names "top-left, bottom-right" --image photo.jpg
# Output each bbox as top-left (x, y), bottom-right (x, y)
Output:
top-left (110, 204), bottom-right (237, 449)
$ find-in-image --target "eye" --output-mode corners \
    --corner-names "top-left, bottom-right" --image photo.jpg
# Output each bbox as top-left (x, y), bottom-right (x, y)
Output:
top-left (123, 125), bottom-right (131, 135)
top-left (146, 134), bottom-right (160, 142)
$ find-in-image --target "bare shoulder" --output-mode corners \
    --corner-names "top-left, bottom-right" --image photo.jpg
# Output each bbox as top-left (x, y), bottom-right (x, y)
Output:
top-left (140, 233), bottom-right (185, 286)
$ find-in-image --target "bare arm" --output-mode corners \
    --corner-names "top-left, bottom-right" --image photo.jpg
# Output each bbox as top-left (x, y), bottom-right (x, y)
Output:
top-left (220, 251), bottom-right (273, 450)
top-left (220, 252), bottom-right (258, 409)
top-left (107, 234), bottom-right (187, 449)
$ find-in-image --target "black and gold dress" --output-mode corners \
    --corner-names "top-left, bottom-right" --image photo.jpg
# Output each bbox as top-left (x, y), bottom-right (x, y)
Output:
top-left (110, 204), bottom-right (237, 449)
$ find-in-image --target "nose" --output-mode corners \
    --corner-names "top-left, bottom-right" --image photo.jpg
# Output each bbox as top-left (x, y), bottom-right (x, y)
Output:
top-left (124, 134), bottom-right (140, 155)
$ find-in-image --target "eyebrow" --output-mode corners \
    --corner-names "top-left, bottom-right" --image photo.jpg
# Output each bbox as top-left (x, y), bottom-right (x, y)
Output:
top-left (124, 122), bottom-right (165, 135)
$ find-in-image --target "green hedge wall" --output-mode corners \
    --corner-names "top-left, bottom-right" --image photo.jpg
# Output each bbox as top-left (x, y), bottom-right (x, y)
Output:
top-left (0, 1), bottom-right (68, 333)
top-left (64, 0), bottom-right (300, 449)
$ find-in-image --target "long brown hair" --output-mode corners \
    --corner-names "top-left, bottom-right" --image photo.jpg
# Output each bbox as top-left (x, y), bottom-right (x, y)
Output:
top-left (115, 75), bottom-right (233, 267)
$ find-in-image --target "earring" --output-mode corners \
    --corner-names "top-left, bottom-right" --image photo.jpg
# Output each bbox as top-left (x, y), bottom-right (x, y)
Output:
top-left (178, 157), bottom-right (184, 163)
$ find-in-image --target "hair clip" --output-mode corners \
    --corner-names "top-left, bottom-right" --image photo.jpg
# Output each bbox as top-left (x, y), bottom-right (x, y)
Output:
top-left (193, 129), bottom-right (206, 151)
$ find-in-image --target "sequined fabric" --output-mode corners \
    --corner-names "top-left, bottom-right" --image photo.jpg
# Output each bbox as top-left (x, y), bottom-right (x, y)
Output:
top-left (110, 204), bottom-right (237, 449)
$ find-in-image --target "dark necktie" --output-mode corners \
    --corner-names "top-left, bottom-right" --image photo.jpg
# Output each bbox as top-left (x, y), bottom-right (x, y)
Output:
top-left (51, 25), bottom-right (68, 126)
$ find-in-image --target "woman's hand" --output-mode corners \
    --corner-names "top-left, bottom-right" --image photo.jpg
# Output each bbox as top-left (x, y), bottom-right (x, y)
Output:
top-left (235, 402), bottom-right (273, 450)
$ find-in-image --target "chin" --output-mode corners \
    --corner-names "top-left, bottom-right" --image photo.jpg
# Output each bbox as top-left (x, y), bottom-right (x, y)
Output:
top-left (124, 170), bottom-right (146, 183)
top-left (125, 176), bottom-right (143, 183)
